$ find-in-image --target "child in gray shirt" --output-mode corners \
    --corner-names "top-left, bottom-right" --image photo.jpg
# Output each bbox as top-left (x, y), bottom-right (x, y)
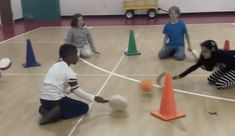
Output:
top-left (64, 14), bottom-right (100, 58)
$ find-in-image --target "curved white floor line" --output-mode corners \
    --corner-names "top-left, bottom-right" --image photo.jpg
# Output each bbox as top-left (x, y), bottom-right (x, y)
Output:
top-left (68, 55), bottom-right (125, 136)
top-left (81, 58), bottom-right (235, 102)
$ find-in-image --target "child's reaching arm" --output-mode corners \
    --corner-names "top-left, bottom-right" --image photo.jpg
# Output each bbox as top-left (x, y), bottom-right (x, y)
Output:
top-left (69, 79), bottom-right (108, 103)
top-left (174, 63), bottom-right (200, 79)
top-left (173, 56), bottom-right (204, 79)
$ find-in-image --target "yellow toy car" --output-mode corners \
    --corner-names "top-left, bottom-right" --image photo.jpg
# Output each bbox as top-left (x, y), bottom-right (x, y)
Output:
top-left (123, 0), bottom-right (159, 18)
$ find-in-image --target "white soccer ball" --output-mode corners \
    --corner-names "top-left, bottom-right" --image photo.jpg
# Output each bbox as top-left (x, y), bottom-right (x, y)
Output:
top-left (109, 95), bottom-right (128, 112)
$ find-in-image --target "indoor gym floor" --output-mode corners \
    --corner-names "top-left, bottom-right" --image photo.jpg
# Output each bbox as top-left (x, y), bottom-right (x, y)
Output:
top-left (0, 23), bottom-right (235, 136)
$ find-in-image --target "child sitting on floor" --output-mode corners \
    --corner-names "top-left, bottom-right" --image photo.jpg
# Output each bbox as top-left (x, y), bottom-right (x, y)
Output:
top-left (159, 6), bottom-right (192, 60)
top-left (64, 14), bottom-right (100, 58)
top-left (174, 40), bottom-right (235, 90)
top-left (39, 44), bottom-right (108, 125)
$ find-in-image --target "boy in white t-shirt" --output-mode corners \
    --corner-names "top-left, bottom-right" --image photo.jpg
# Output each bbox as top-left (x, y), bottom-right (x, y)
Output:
top-left (39, 44), bottom-right (108, 125)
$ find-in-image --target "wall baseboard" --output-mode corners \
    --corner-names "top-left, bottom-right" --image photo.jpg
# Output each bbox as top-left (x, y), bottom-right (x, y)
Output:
top-left (62, 11), bottom-right (235, 17)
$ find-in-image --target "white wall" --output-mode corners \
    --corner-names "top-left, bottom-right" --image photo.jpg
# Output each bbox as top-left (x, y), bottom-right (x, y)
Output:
top-left (60, 0), bottom-right (123, 16)
top-left (11, 0), bottom-right (23, 20)
top-left (161, 0), bottom-right (235, 13)
top-left (60, 0), bottom-right (235, 16)
top-left (10, 0), bottom-right (235, 19)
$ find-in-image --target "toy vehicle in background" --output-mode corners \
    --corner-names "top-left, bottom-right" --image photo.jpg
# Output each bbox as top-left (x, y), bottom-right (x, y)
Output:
top-left (123, 0), bottom-right (165, 19)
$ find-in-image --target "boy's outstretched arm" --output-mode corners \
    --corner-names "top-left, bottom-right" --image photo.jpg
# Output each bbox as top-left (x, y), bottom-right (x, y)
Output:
top-left (69, 80), bottom-right (108, 103)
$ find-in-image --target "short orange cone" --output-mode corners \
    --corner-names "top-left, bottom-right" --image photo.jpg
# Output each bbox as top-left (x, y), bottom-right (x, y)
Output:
top-left (151, 73), bottom-right (185, 121)
top-left (224, 40), bottom-right (230, 50)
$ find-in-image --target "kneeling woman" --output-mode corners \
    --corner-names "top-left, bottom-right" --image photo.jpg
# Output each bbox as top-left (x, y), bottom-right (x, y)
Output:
top-left (174, 40), bottom-right (235, 90)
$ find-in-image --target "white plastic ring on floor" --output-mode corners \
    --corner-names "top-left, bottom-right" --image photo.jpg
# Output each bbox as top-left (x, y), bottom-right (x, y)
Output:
top-left (0, 58), bottom-right (11, 69)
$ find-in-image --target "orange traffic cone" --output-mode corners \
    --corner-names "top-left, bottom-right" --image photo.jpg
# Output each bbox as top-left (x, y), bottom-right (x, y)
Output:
top-left (223, 40), bottom-right (230, 50)
top-left (151, 73), bottom-right (185, 121)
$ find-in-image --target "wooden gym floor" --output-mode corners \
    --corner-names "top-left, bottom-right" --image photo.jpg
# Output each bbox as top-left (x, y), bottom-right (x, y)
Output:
top-left (0, 23), bottom-right (235, 136)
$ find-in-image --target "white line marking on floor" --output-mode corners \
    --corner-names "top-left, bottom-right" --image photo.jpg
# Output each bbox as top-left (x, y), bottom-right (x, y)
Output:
top-left (3, 39), bottom-right (235, 46)
top-left (39, 23), bottom-right (234, 29)
top-left (3, 41), bottom-right (63, 44)
top-left (80, 58), bottom-right (235, 102)
top-left (68, 28), bottom-right (142, 136)
top-left (68, 55), bottom-right (125, 136)
top-left (2, 73), bottom-right (209, 77)
top-left (2, 73), bottom-right (106, 76)
top-left (121, 74), bottom-right (209, 77)
top-left (3, 41), bottom-right (128, 45)
top-left (0, 27), bottom-right (42, 44)
top-left (6, 39), bottom-right (235, 44)
top-left (3, 74), bottom-right (46, 76)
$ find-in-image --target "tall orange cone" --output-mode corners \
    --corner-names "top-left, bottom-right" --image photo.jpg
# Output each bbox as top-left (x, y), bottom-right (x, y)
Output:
top-left (151, 73), bottom-right (185, 121)
top-left (223, 40), bottom-right (230, 50)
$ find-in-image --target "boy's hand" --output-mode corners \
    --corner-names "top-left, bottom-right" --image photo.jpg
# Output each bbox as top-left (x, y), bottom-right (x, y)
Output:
top-left (173, 75), bottom-right (180, 80)
top-left (95, 96), bottom-right (109, 103)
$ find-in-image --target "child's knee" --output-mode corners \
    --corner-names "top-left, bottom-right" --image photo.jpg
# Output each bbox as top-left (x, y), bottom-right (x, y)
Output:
top-left (175, 47), bottom-right (185, 60)
top-left (81, 51), bottom-right (93, 58)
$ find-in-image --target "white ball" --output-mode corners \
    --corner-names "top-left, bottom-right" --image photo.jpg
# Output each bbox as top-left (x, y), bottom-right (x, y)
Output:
top-left (109, 95), bottom-right (128, 112)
